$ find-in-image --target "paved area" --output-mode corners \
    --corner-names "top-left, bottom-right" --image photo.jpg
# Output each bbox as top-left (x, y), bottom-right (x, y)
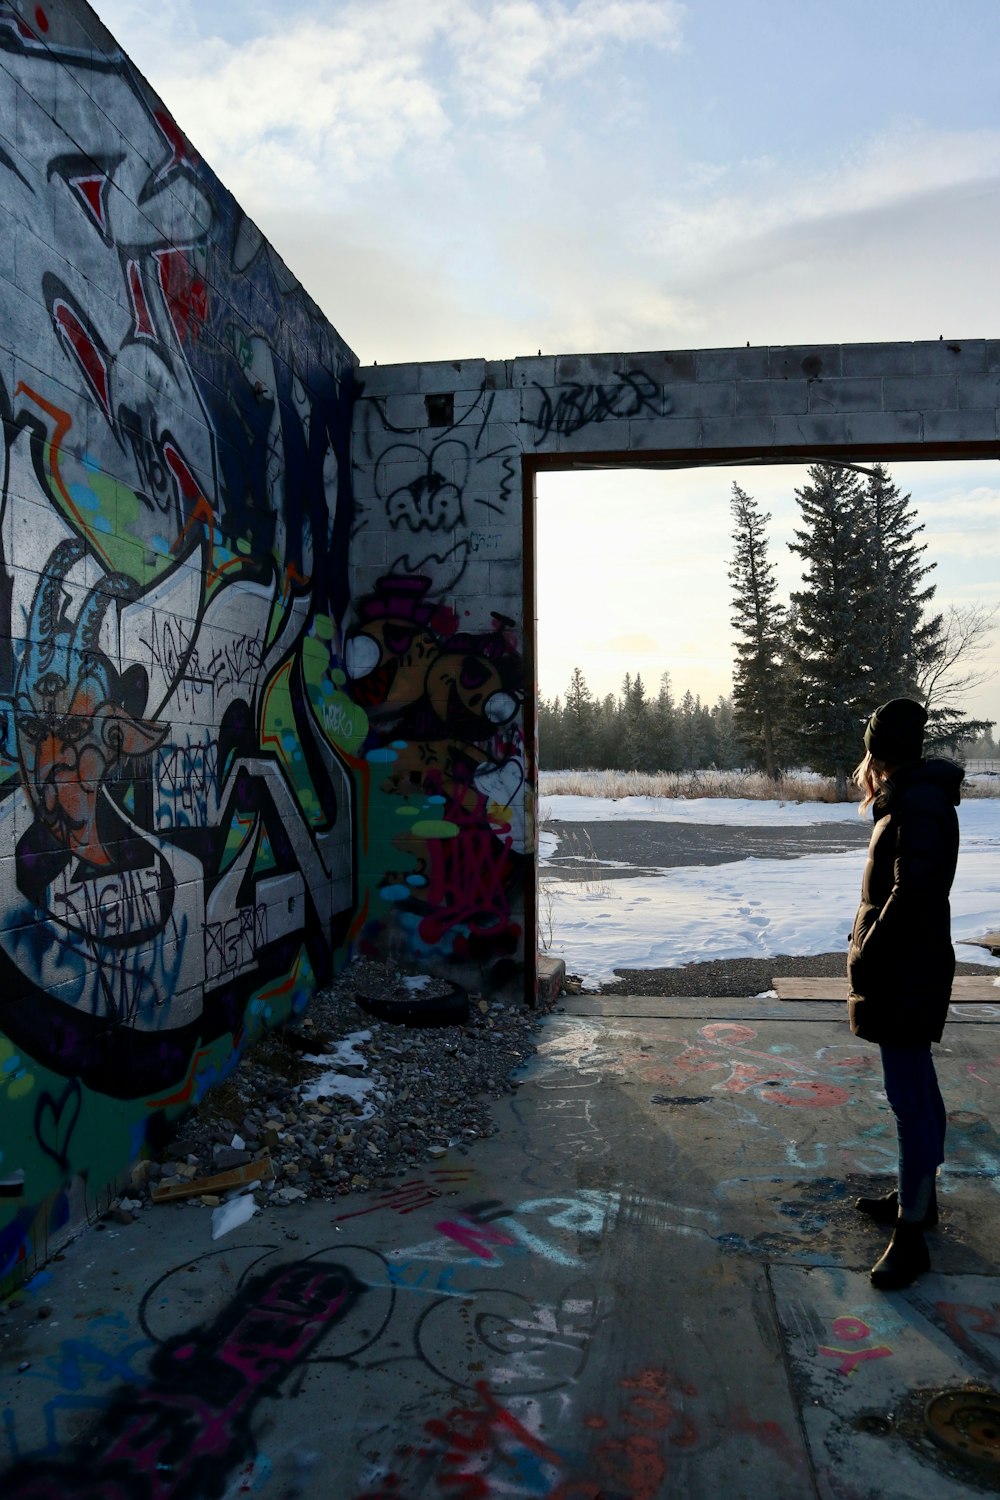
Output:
top-left (3, 996), bottom-right (1000, 1498)
top-left (542, 818), bottom-right (872, 880)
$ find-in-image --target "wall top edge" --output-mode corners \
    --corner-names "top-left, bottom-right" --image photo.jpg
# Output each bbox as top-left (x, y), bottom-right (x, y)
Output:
top-left (356, 337), bottom-right (1000, 380)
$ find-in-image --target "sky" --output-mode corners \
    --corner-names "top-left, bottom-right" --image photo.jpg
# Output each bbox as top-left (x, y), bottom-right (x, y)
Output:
top-left (92, 0), bottom-right (1000, 724)
top-left (539, 789), bottom-right (1000, 987)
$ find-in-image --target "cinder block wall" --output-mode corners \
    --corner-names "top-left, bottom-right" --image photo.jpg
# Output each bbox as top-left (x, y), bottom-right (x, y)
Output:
top-left (0, 2), bottom-right (356, 1280)
top-left (349, 343), bottom-right (1000, 996)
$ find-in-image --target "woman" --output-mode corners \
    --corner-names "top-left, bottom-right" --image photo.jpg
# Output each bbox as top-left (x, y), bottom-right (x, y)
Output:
top-left (847, 697), bottom-right (962, 1290)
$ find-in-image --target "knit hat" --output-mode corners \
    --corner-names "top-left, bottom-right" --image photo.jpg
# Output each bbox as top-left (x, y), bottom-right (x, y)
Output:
top-left (863, 698), bottom-right (927, 764)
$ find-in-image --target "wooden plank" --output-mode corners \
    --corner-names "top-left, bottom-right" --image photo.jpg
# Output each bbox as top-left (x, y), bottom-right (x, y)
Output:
top-left (958, 933), bottom-right (1000, 955)
top-left (773, 976), bottom-right (1000, 1003)
top-left (151, 1154), bottom-right (273, 1204)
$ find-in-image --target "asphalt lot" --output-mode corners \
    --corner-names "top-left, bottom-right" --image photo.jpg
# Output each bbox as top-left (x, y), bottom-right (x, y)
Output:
top-left (542, 816), bottom-right (873, 880)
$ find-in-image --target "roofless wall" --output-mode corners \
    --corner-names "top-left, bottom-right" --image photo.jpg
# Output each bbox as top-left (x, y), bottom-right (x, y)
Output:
top-left (349, 342), bottom-right (1000, 1001)
top-left (2, 0), bottom-right (998, 1285)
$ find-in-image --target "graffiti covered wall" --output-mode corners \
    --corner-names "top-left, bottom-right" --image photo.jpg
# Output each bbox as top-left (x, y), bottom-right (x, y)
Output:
top-left (350, 339), bottom-right (1000, 998)
top-left (0, 1), bottom-right (356, 1280)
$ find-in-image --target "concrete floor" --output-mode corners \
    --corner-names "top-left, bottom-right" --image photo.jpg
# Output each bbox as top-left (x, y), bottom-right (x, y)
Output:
top-left (3, 995), bottom-right (1000, 1498)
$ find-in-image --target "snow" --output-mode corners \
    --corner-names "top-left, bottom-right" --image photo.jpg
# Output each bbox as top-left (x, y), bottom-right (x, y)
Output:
top-left (211, 1192), bottom-right (258, 1240)
top-left (301, 1028), bottom-right (376, 1113)
top-left (540, 795), bottom-right (1000, 989)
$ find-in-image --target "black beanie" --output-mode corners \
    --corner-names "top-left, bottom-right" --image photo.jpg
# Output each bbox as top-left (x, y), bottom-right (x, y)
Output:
top-left (863, 698), bottom-right (927, 764)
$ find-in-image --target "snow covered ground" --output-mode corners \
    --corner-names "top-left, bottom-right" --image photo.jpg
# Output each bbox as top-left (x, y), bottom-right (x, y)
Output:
top-left (539, 795), bottom-right (1000, 989)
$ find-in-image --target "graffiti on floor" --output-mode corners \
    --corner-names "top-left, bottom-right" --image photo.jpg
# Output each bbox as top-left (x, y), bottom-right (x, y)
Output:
top-left (1, 1259), bottom-right (363, 1496)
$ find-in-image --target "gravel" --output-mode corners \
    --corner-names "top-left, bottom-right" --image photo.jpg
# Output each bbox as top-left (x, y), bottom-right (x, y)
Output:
top-left (119, 960), bottom-right (555, 1219)
top-left (597, 951), bottom-right (1000, 997)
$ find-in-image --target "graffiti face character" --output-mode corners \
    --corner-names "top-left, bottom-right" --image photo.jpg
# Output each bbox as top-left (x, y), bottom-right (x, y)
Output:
top-left (14, 540), bottom-right (167, 868)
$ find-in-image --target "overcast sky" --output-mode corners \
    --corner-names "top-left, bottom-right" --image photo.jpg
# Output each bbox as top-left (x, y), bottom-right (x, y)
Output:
top-left (94, 0), bottom-right (1000, 729)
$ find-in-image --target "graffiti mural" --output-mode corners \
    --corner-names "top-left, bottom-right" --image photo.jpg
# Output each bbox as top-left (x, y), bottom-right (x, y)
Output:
top-left (349, 381), bottom-right (528, 990)
top-left (0, 2), bottom-right (355, 1280)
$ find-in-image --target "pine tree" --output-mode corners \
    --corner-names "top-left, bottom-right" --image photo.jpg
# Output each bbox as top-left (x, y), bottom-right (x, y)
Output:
top-left (862, 463), bottom-right (942, 702)
top-left (728, 482), bottom-right (787, 777)
top-left (563, 666), bottom-right (595, 767)
top-left (654, 671), bottom-right (679, 770)
top-left (621, 672), bottom-right (653, 770)
top-left (787, 463), bottom-right (872, 795)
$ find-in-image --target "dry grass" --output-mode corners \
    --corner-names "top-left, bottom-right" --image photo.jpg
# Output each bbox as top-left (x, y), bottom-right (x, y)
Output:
top-left (541, 767), bottom-right (1000, 801)
top-left (539, 768), bottom-right (853, 802)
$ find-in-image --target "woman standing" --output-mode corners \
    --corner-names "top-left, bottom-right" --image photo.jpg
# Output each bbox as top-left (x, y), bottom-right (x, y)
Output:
top-left (847, 697), bottom-right (962, 1290)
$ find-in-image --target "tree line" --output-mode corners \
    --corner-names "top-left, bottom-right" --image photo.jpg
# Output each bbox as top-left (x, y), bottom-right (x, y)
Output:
top-left (541, 463), bottom-right (996, 789)
top-left (539, 670), bottom-right (741, 773)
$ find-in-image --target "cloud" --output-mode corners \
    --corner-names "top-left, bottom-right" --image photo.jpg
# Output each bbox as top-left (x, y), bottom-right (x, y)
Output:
top-left (603, 632), bottom-right (663, 654)
top-left (97, 0), bottom-right (683, 192)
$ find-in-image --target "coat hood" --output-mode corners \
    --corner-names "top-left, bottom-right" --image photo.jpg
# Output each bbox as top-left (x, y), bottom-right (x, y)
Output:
top-left (873, 757), bottom-right (963, 817)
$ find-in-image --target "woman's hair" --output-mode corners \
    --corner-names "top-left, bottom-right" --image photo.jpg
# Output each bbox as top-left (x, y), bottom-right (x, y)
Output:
top-left (853, 750), bottom-right (894, 814)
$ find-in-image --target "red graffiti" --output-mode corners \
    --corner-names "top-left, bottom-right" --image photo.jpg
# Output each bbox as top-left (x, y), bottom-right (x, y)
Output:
top-left (434, 1218), bottom-right (517, 1260)
top-left (336, 1170), bottom-right (474, 1222)
top-left (52, 299), bottom-right (112, 420)
top-left (935, 1300), bottom-right (1000, 1358)
top-left (420, 809), bottom-right (517, 951)
top-left (155, 248), bottom-right (207, 345)
top-left (818, 1314), bottom-right (892, 1376)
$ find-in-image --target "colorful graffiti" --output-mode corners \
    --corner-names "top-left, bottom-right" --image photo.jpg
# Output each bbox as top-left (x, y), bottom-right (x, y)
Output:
top-left (0, 1), bottom-right (355, 1281)
top-left (342, 572), bottom-right (526, 987)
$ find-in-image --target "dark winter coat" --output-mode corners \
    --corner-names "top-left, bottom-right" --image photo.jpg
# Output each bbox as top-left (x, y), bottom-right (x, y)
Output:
top-left (847, 758), bottom-right (962, 1046)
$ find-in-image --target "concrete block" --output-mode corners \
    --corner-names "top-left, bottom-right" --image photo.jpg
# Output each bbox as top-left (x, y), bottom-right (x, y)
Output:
top-left (511, 355), bottom-right (557, 388)
top-left (488, 559), bottom-right (525, 595)
top-left (772, 413), bottom-right (852, 447)
top-left (355, 363), bottom-right (420, 397)
top-left (956, 374), bottom-right (1000, 410)
top-left (383, 394), bottom-right (427, 430)
top-left (484, 359), bottom-right (511, 390)
top-left (736, 381), bottom-right (809, 416)
top-left (348, 529), bottom-right (388, 569)
top-left (695, 346), bottom-right (770, 381)
top-left (554, 352), bottom-right (626, 384)
top-left (628, 417), bottom-right (701, 451)
top-left (475, 388), bottom-right (521, 426)
top-left (351, 564), bottom-right (406, 606)
top-left (349, 462), bottom-right (379, 502)
top-left (882, 375), bottom-right (957, 412)
top-left (418, 358), bottom-right (487, 394)
top-left (557, 418), bottom-right (631, 453)
top-left (536, 952), bottom-right (565, 1003)
top-left (768, 345), bottom-right (844, 380)
top-left (624, 349), bottom-right (697, 383)
top-left (468, 524), bottom-right (522, 562)
top-left (700, 414), bottom-right (776, 451)
top-left (660, 381), bottom-right (734, 419)
top-left (448, 559), bottom-right (492, 597)
top-left (484, 594), bottom-right (523, 626)
top-left (841, 342), bottom-right (915, 377)
top-left (912, 339), bottom-right (987, 374)
top-left (487, 422), bottom-right (525, 457)
top-left (923, 408), bottom-right (997, 442)
top-left (847, 411), bottom-right (922, 446)
top-left (807, 378), bottom-right (883, 413)
top-left (986, 341), bottom-right (1000, 374)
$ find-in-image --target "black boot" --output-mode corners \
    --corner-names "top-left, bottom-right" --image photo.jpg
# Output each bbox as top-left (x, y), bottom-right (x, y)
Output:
top-left (870, 1220), bottom-right (930, 1290)
top-left (855, 1187), bottom-right (938, 1229)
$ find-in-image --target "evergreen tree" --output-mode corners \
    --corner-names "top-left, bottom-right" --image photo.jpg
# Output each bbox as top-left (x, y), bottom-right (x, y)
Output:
top-left (653, 671), bottom-right (679, 770)
top-left (787, 463), bottom-right (872, 795)
top-left (863, 463), bottom-right (942, 702)
top-left (621, 672), bottom-right (655, 770)
top-left (728, 482), bottom-right (787, 777)
top-left (563, 666), bottom-right (595, 767)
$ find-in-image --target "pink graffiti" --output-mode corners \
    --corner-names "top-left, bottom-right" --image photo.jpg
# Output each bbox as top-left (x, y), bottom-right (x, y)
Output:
top-left (434, 1218), bottom-right (517, 1260)
top-left (818, 1315), bottom-right (892, 1376)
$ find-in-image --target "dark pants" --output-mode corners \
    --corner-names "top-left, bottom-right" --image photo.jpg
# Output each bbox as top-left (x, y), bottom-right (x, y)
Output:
top-left (879, 1043), bottom-right (946, 1214)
